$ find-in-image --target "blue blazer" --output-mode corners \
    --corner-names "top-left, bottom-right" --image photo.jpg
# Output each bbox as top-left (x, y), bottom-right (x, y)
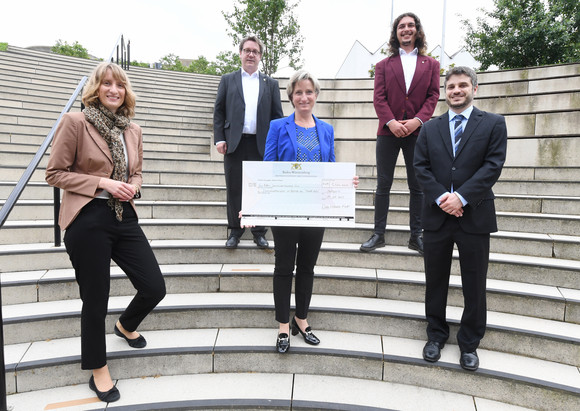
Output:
top-left (263, 113), bottom-right (335, 162)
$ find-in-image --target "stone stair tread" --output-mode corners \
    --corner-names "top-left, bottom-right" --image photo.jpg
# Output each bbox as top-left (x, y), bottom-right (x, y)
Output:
top-left (3, 292), bottom-right (579, 344)
top-left (4, 371), bottom-right (535, 411)
top-left (4, 328), bottom-right (580, 397)
top-left (0, 262), bottom-right (574, 307)
top-left (1, 238), bottom-right (579, 273)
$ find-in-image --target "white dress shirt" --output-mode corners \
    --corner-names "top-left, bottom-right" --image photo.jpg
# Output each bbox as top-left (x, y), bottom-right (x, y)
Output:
top-left (241, 68), bottom-right (260, 134)
top-left (399, 47), bottom-right (418, 93)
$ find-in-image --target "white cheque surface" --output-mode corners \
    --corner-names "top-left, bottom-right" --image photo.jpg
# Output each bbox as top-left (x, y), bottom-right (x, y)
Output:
top-left (241, 161), bottom-right (356, 228)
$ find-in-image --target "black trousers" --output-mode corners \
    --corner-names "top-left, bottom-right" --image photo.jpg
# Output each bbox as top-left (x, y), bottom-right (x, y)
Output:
top-left (64, 199), bottom-right (166, 370)
top-left (423, 216), bottom-right (489, 352)
top-left (271, 226), bottom-right (325, 323)
top-left (374, 134), bottom-right (423, 236)
top-left (223, 135), bottom-right (267, 238)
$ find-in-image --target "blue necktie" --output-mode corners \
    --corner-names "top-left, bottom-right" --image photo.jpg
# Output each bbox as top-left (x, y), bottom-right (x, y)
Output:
top-left (452, 115), bottom-right (464, 156)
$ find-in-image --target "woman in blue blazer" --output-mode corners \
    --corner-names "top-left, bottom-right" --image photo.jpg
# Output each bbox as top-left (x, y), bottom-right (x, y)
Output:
top-left (263, 70), bottom-right (334, 353)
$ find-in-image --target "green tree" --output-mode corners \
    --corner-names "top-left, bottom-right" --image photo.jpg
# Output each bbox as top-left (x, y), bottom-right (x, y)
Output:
top-left (462, 0), bottom-right (580, 70)
top-left (212, 51), bottom-right (241, 75)
top-left (0, 42), bottom-right (8, 52)
top-left (51, 40), bottom-right (90, 59)
top-left (222, 0), bottom-right (304, 75)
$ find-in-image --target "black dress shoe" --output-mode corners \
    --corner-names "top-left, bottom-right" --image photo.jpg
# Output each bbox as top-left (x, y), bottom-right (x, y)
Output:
top-left (276, 333), bottom-right (290, 353)
top-left (114, 324), bottom-right (147, 348)
top-left (291, 317), bottom-right (320, 345)
top-left (422, 340), bottom-right (444, 362)
top-left (253, 235), bottom-right (269, 248)
top-left (89, 375), bottom-right (120, 403)
top-left (360, 234), bottom-right (385, 252)
top-left (225, 235), bottom-right (240, 249)
top-left (408, 235), bottom-right (424, 255)
top-left (460, 351), bottom-right (479, 371)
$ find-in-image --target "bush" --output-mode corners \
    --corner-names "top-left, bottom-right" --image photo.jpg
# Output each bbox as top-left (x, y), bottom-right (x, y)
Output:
top-left (51, 40), bottom-right (89, 59)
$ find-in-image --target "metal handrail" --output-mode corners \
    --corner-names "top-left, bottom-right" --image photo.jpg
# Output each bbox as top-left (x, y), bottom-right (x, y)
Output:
top-left (0, 76), bottom-right (87, 233)
top-left (108, 34), bottom-right (130, 70)
top-left (0, 76), bottom-right (87, 411)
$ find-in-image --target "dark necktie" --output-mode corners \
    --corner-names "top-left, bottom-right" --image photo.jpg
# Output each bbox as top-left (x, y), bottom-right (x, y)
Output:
top-left (453, 115), bottom-right (464, 156)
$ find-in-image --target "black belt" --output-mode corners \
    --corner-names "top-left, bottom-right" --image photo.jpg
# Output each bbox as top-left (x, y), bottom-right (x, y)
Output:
top-left (242, 133), bottom-right (256, 138)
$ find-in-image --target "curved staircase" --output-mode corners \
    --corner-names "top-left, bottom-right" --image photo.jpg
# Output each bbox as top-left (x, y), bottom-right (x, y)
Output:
top-left (0, 46), bottom-right (579, 410)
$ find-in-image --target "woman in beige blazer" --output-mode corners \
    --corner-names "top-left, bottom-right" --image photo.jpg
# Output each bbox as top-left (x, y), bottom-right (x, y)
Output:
top-left (46, 62), bottom-right (166, 403)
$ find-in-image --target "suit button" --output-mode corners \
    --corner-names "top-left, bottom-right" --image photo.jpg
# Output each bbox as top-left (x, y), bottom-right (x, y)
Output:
top-left (452, 167), bottom-right (456, 171)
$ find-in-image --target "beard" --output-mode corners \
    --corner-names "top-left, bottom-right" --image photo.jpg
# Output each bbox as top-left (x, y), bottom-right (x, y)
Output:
top-left (446, 94), bottom-right (473, 110)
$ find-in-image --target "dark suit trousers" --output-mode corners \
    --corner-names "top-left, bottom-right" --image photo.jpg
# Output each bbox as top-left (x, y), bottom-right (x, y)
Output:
top-left (224, 134), bottom-right (267, 237)
top-left (423, 215), bottom-right (489, 352)
top-left (64, 199), bottom-right (166, 370)
top-left (374, 134), bottom-right (423, 236)
top-left (271, 226), bottom-right (325, 323)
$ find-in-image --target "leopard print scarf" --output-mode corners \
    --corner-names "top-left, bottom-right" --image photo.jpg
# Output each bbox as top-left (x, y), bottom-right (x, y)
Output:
top-left (83, 103), bottom-right (130, 221)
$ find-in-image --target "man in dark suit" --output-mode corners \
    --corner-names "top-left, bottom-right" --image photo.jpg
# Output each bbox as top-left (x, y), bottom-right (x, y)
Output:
top-left (414, 66), bottom-right (507, 371)
top-left (214, 35), bottom-right (284, 248)
top-left (360, 12), bottom-right (440, 254)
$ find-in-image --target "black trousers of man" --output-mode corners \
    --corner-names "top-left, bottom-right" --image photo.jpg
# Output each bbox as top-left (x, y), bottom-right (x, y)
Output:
top-left (224, 134), bottom-right (267, 238)
top-left (423, 216), bottom-right (489, 352)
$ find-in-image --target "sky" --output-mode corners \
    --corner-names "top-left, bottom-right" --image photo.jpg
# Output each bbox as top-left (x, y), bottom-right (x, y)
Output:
top-left (2, 0), bottom-right (495, 78)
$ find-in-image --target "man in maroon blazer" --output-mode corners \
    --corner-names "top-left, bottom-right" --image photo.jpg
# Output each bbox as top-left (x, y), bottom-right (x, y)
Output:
top-left (360, 12), bottom-right (440, 254)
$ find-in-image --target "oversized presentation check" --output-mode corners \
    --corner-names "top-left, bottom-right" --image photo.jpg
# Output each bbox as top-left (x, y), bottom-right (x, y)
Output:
top-left (241, 161), bottom-right (356, 227)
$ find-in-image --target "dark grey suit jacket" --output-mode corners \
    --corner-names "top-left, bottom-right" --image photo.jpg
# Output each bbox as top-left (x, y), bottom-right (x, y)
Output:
top-left (414, 106), bottom-right (508, 234)
top-left (213, 69), bottom-right (284, 156)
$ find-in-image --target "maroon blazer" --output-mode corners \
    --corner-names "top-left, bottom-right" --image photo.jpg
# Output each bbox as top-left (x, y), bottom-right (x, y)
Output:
top-left (374, 54), bottom-right (440, 136)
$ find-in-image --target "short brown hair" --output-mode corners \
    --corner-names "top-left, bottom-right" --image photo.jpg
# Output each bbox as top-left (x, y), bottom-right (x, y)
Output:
top-left (239, 35), bottom-right (265, 55)
top-left (82, 62), bottom-right (136, 118)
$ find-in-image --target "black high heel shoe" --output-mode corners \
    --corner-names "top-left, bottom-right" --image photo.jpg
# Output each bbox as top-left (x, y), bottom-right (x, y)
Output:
top-left (276, 333), bottom-right (290, 353)
top-left (291, 317), bottom-right (320, 345)
top-left (89, 375), bottom-right (120, 403)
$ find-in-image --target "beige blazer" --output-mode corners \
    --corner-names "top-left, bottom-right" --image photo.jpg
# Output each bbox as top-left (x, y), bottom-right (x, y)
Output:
top-left (46, 112), bottom-right (143, 230)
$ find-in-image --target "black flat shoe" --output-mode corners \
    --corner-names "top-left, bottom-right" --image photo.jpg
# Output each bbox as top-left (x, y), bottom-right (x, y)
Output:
top-left (460, 351), bottom-right (479, 371)
top-left (360, 234), bottom-right (385, 252)
top-left (291, 317), bottom-right (320, 345)
top-left (408, 235), bottom-right (424, 255)
top-left (276, 333), bottom-right (290, 353)
top-left (225, 235), bottom-right (240, 248)
top-left (114, 324), bottom-right (147, 348)
top-left (89, 375), bottom-right (120, 403)
top-left (253, 235), bottom-right (269, 248)
top-left (422, 340), bottom-right (444, 362)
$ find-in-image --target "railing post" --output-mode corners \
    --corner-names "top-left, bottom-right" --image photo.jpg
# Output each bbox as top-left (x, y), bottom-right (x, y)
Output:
top-left (53, 186), bottom-right (61, 247)
top-left (0, 285), bottom-right (7, 411)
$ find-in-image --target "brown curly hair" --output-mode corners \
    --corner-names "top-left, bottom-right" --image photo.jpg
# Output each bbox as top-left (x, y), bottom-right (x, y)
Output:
top-left (388, 12), bottom-right (427, 56)
top-left (82, 62), bottom-right (137, 118)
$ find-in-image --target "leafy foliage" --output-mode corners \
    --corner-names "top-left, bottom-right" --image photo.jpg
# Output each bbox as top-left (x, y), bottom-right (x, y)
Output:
top-left (462, 0), bottom-right (580, 70)
top-left (0, 42), bottom-right (8, 52)
top-left (222, 0), bottom-right (304, 75)
top-left (158, 52), bottom-right (240, 76)
top-left (51, 40), bottom-right (90, 59)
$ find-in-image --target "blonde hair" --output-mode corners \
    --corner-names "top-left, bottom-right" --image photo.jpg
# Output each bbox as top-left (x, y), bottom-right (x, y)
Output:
top-left (82, 62), bottom-right (136, 118)
top-left (286, 70), bottom-right (321, 107)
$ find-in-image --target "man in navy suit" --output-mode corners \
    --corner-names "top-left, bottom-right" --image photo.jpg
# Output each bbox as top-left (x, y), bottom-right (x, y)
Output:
top-left (414, 66), bottom-right (507, 371)
top-left (360, 12), bottom-right (440, 254)
top-left (214, 35), bottom-right (284, 248)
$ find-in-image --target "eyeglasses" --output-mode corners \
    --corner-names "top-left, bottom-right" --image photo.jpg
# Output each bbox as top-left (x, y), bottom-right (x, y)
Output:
top-left (242, 48), bottom-right (261, 56)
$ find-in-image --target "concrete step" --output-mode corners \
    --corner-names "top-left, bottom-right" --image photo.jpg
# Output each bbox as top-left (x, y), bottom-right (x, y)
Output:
top-left (3, 289), bottom-right (580, 367)
top-left (2, 213), bottom-right (579, 263)
top-left (5, 371), bottom-right (538, 411)
top-left (4, 332), bottom-right (577, 410)
top-left (2, 264), bottom-right (578, 324)
top-left (1, 240), bottom-right (577, 288)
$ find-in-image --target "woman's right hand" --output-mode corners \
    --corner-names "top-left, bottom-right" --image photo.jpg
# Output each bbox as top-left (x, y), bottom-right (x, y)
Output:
top-left (99, 178), bottom-right (136, 201)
